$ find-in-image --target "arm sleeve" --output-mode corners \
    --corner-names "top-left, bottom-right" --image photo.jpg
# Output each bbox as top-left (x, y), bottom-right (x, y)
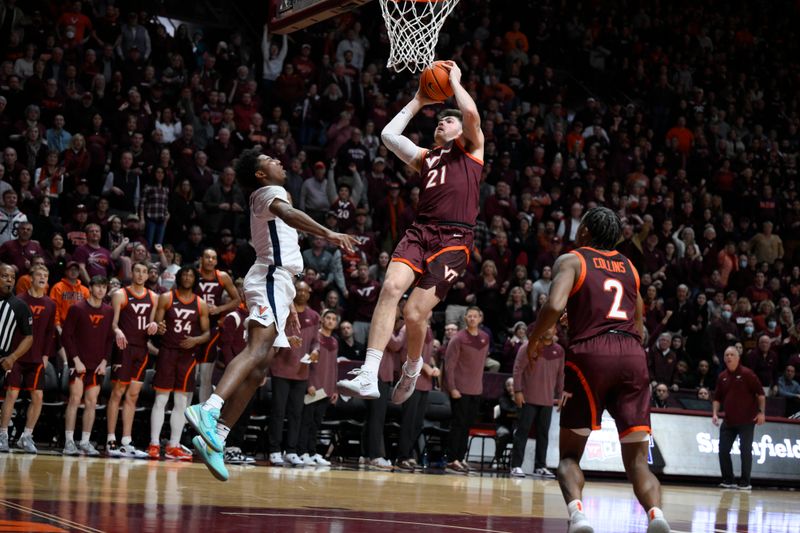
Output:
top-left (381, 104), bottom-right (425, 166)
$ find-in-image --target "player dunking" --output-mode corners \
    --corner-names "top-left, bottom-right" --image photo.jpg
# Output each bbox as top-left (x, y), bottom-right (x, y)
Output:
top-left (526, 207), bottom-right (670, 533)
top-left (338, 61), bottom-right (483, 403)
top-left (185, 149), bottom-right (357, 481)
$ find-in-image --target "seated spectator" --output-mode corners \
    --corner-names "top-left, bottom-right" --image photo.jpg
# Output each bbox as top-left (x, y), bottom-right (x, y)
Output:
top-left (652, 382), bottom-right (678, 408)
top-left (745, 335), bottom-right (780, 392)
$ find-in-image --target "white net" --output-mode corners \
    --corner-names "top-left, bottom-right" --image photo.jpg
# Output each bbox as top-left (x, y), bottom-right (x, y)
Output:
top-left (379, 0), bottom-right (460, 73)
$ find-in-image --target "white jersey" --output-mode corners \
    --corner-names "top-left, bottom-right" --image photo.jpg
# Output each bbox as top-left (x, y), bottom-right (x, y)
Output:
top-left (0, 208), bottom-right (28, 247)
top-left (249, 185), bottom-right (303, 275)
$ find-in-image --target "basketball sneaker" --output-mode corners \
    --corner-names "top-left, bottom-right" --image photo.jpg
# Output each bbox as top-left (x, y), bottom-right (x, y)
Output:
top-left (301, 453), bottom-right (315, 466)
top-left (106, 440), bottom-right (123, 458)
top-left (120, 444), bottom-right (149, 459)
top-left (184, 404), bottom-right (223, 452)
top-left (269, 452), bottom-right (284, 466)
top-left (510, 467), bottom-right (526, 478)
top-left (646, 517), bottom-right (671, 533)
top-left (224, 447), bottom-right (255, 465)
top-left (534, 467), bottom-right (556, 478)
top-left (391, 361), bottom-right (419, 405)
top-left (310, 453), bottom-right (331, 466)
top-left (368, 457), bottom-right (393, 471)
top-left (283, 453), bottom-right (304, 466)
top-left (193, 436), bottom-right (229, 482)
top-left (165, 445), bottom-right (193, 461)
top-left (63, 440), bottom-right (80, 456)
top-left (0, 433), bottom-right (9, 452)
top-left (567, 511), bottom-right (593, 533)
top-left (718, 482), bottom-right (737, 489)
top-left (79, 441), bottom-right (100, 457)
top-left (147, 444), bottom-right (161, 460)
top-left (15, 434), bottom-right (37, 454)
top-left (336, 368), bottom-right (380, 399)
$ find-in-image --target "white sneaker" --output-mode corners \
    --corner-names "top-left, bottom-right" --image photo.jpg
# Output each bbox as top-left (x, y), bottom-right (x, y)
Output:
top-left (301, 453), bottom-right (315, 466)
top-left (311, 453), bottom-right (331, 466)
top-left (391, 361), bottom-right (419, 404)
top-left (269, 452), bottom-right (284, 466)
top-left (510, 467), bottom-right (526, 478)
top-left (16, 434), bottom-right (37, 454)
top-left (534, 467), bottom-right (556, 478)
top-left (79, 441), bottom-right (100, 457)
top-left (337, 368), bottom-right (380, 399)
top-left (646, 517), bottom-right (671, 533)
top-left (568, 511), bottom-right (593, 533)
top-left (368, 457), bottom-right (393, 471)
top-left (283, 452), bottom-right (304, 466)
top-left (120, 444), bottom-right (149, 459)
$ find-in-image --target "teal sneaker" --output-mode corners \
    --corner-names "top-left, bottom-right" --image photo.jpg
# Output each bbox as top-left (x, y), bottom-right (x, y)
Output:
top-left (185, 404), bottom-right (223, 452)
top-left (192, 436), bottom-right (229, 482)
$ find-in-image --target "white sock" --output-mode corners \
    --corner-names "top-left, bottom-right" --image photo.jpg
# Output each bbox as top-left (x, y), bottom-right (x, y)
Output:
top-left (567, 499), bottom-right (585, 518)
top-left (150, 393), bottom-right (168, 445)
top-left (648, 507), bottom-right (664, 521)
top-left (406, 356), bottom-right (423, 376)
top-left (203, 393), bottom-right (224, 411)
top-left (169, 393), bottom-right (189, 447)
top-left (363, 348), bottom-right (383, 373)
top-left (22, 428), bottom-right (32, 437)
top-left (121, 436), bottom-right (132, 446)
top-left (107, 434), bottom-right (116, 443)
top-left (216, 422), bottom-right (230, 443)
top-left (0, 428), bottom-right (7, 436)
top-left (65, 430), bottom-right (74, 443)
top-left (81, 431), bottom-right (91, 444)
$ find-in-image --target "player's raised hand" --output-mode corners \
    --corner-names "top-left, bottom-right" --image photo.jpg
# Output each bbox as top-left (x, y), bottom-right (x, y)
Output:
top-left (327, 232), bottom-right (358, 253)
top-left (442, 60), bottom-right (462, 85)
top-left (413, 86), bottom-right (440, 107)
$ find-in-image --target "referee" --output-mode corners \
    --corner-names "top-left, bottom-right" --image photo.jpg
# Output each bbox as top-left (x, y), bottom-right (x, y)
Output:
top-left (0, 263), bottom-right (35, 451)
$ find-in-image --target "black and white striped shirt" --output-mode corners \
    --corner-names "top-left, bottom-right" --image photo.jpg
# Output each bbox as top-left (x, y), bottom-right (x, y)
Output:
top-left (0, 294), bottom-right (33, 356)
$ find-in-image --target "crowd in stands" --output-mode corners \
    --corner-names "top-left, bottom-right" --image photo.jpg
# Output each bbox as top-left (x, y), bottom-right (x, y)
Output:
top-left (1, 0), bottom-right (800, 462)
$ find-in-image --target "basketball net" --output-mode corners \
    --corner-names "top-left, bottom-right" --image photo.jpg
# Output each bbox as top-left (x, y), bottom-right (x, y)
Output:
top-left (379, 0), bottom-right (460, 73)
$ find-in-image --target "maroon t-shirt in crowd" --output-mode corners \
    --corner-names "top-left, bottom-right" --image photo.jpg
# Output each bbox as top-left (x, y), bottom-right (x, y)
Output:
top-left (72, 244), bottom-right (115, 279)
top-left (118, 286), bottom-right (157, 348)
top-left (18, 293), bottom-right (56, 364)
top-left (714, 364), bottom-right (764, 426)
top-left (308, 333), bottom-right (338, 395)
top-left (513, 341), bottom-right (565, 406)
top-left (348, 278), bottom-right (380, 322)
top-left (62, 299), bottom-right (114, 368)
top-left (566, 247), bottom-right (641, 345)
top-left (417, 140), bottom-right (482, 225)
top-left (382, 326), bottom-right (406, 383)
top-left (0, 239), bottom-right (45, 274)
top-left (444, 328), bottom-right (490, 396)
top-left (271, 307), bottom-right (320, 381)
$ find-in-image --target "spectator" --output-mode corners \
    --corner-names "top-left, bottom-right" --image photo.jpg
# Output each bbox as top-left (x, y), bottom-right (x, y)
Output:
top-left (300, 162), bottom-right (332, 223)
top-left (748, 221), bottom-right (783, 266)
top-left (0, 221), bottom-right (44, 274)
top-left (202, 166), bottom-right (246, 238)
top-left (652, 383), bottom-right (677, 408)
top-left (337, 320), bottom-right (365, 361)
top-left (45, 114), bottom-right (72, 153)
top-left (139, 166), bottom-right (170, 247)
top-left (745, 335), bottom-right (780, 393)
top-left (0, 190), bottom-right (27, 246)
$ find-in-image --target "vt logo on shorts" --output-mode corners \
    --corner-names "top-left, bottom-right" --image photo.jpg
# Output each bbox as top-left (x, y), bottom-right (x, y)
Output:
top-left (443, 265), bottom-right (459, 282)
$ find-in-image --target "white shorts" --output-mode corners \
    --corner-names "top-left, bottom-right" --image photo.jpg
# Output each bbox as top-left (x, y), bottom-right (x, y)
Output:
top-left (243, 264), bottom-right (296, 349)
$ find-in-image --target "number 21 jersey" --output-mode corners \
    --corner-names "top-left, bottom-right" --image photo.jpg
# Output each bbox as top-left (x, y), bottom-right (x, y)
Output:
top-left (566, 247), bottom-right (641, 345)
top-left (417, 140), bottom-right (482, 226)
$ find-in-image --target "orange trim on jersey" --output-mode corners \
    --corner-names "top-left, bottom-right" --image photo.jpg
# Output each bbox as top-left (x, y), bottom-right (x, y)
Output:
top-left (619, 425), bottom-right (651, 438)
top-left (204, 332), bottom-right (220, 358)
top-left (565, 361), bottom-right (600, 430)
top-left (454, 139), bottom-right (484, 166)
top-left (127, 285), bottom-right (149, 299)
top-left (583, 246), bottom-right (619, 257)
top-left (391, 257), bottom-right (423, 274)
top-left (153, 386), bottom-right (173, 392)
top-left (120, 287), bottom-right (129, 309)
top-left (627, 259), bottom-right (641, 292)
top-left (181, 360), bottom-right (197, 392)
top-left (31, 364), bottom-right (43, 390)
top-left (134, 354), bottom-right (149, 382)
top-left (569, 250), bottom-right (587, 297)
top-left (165, 291), bottom-right (174, 310)
top-left (426, 245), bottom-right (470, 265)
top-left (175, 291), bottom-right (196, 306)
top-left (215, 269), bottom-right (224, 284)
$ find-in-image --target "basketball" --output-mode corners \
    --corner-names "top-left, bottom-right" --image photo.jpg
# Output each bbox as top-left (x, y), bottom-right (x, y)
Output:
top-left (420, 61), bottom-right (454, 101)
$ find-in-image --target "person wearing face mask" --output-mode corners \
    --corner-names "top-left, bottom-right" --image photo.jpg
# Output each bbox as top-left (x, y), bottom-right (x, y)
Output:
top-left (740, 319), bottom-right (758, 353)
top-left (709, 304), bottom-right (738, 364)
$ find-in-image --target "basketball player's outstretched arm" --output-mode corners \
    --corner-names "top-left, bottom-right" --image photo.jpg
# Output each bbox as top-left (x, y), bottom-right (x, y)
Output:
top-left (380, 92), bottom-right (438, 173)
top-left (443, 61), bottom-right (484, 160)
top-left (526, 253), bottom-right (580, 359)
top-left (269, 198), bottom-right (358, 253)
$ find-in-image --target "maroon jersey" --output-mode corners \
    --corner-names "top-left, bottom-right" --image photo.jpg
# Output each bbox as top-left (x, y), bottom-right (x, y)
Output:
top-left (162, 291), bottom-right (203, 350)
top-left (566, 247), bottom-right (641, 345)
top-left (118, 286), bottom-right (157, 348)
top-left (195, 270), bottom-right (226, 310)
top-left (62, 299), bottom-right (114, 368)
top-left (219, 305), bottom-right (248, 365)
top-left (417, 140), bottom-right (482, 225)
top-left (18, 293), bottom-right (56, 364)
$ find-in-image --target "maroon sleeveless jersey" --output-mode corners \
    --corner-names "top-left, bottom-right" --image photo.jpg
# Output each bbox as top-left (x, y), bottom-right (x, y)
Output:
top-left (195, 270), bottom-right (226, 310)
top-left (162, 291), bottom-right (202, 350)
top-left (565, 247), bottom-right (641, 345)
top-left (417, 140), bottom-right (482, 225)
top-left (119, 286), bottom-right (157, 348)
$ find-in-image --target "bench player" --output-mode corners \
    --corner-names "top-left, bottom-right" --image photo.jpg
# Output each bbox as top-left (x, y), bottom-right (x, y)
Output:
top-left (337, 61), bottom-right (484, 405)
top-left (526, 207), bottom-right (670, 533)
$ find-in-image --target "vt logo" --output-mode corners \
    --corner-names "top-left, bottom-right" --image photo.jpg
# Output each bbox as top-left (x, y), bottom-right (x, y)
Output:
top-left (29, 305), bottom-right (45, 315)
top-left (443, 265), bottom-right (459, 282)
top-left (131, 303), bottom-right (150, 315)
top-left (199, 282), bottom-right (218, 294)
top-left (174, 308), bottom-right (196, 320)
top-left (357, 286), bottom-right (375, 297)
top-left (89, 314), bottom-right (104, 325)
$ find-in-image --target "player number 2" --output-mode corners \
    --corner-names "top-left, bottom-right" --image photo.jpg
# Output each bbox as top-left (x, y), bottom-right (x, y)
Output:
top-left (425, 166), bottom-right (447, 189)
top-left (603, 279), bottom-right (628, 320)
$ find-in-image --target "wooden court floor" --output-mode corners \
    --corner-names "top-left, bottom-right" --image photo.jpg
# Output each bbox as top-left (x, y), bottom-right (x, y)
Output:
top-left (0, 453), bottom-right (797, 533)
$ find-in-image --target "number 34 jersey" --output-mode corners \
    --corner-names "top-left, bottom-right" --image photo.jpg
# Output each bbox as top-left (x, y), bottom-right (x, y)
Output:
top-left (565, 247), bottom-right (641, 345)
top-left (161, 291), bottom-right (202, 350)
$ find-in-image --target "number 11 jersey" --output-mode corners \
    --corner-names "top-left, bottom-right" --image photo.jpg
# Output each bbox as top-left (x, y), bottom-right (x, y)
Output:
top-left (566, 247), bottom-right (641, 345)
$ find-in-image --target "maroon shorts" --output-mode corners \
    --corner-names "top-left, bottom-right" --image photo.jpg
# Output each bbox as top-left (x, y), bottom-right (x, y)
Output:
top-left (561, 332), bottom-right (651, 438)
top-left (153, 347), bottom-right (196, 392)
top-left (197, 326), bottom-right (220, 364)
top-left (392, 222), bottom-right (473, 299)
top-left (69, 368), bottom-right (103, 389)
top-left (112, 346), bottom-right (150, 384)
top-left (5, 362), bottom-right (45, 391)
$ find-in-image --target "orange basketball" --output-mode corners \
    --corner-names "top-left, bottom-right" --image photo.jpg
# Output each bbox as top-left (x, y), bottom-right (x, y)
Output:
top-left (420, 61), bottom-right (454, 101)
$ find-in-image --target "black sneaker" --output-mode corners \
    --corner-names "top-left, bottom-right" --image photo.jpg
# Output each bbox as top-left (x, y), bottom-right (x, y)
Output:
top-left (737, 483), bottom-right (752, 491)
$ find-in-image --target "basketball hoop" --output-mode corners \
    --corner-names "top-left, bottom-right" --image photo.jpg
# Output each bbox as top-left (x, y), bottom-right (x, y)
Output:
top-left (379, 0), bottom-right (460, 73)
